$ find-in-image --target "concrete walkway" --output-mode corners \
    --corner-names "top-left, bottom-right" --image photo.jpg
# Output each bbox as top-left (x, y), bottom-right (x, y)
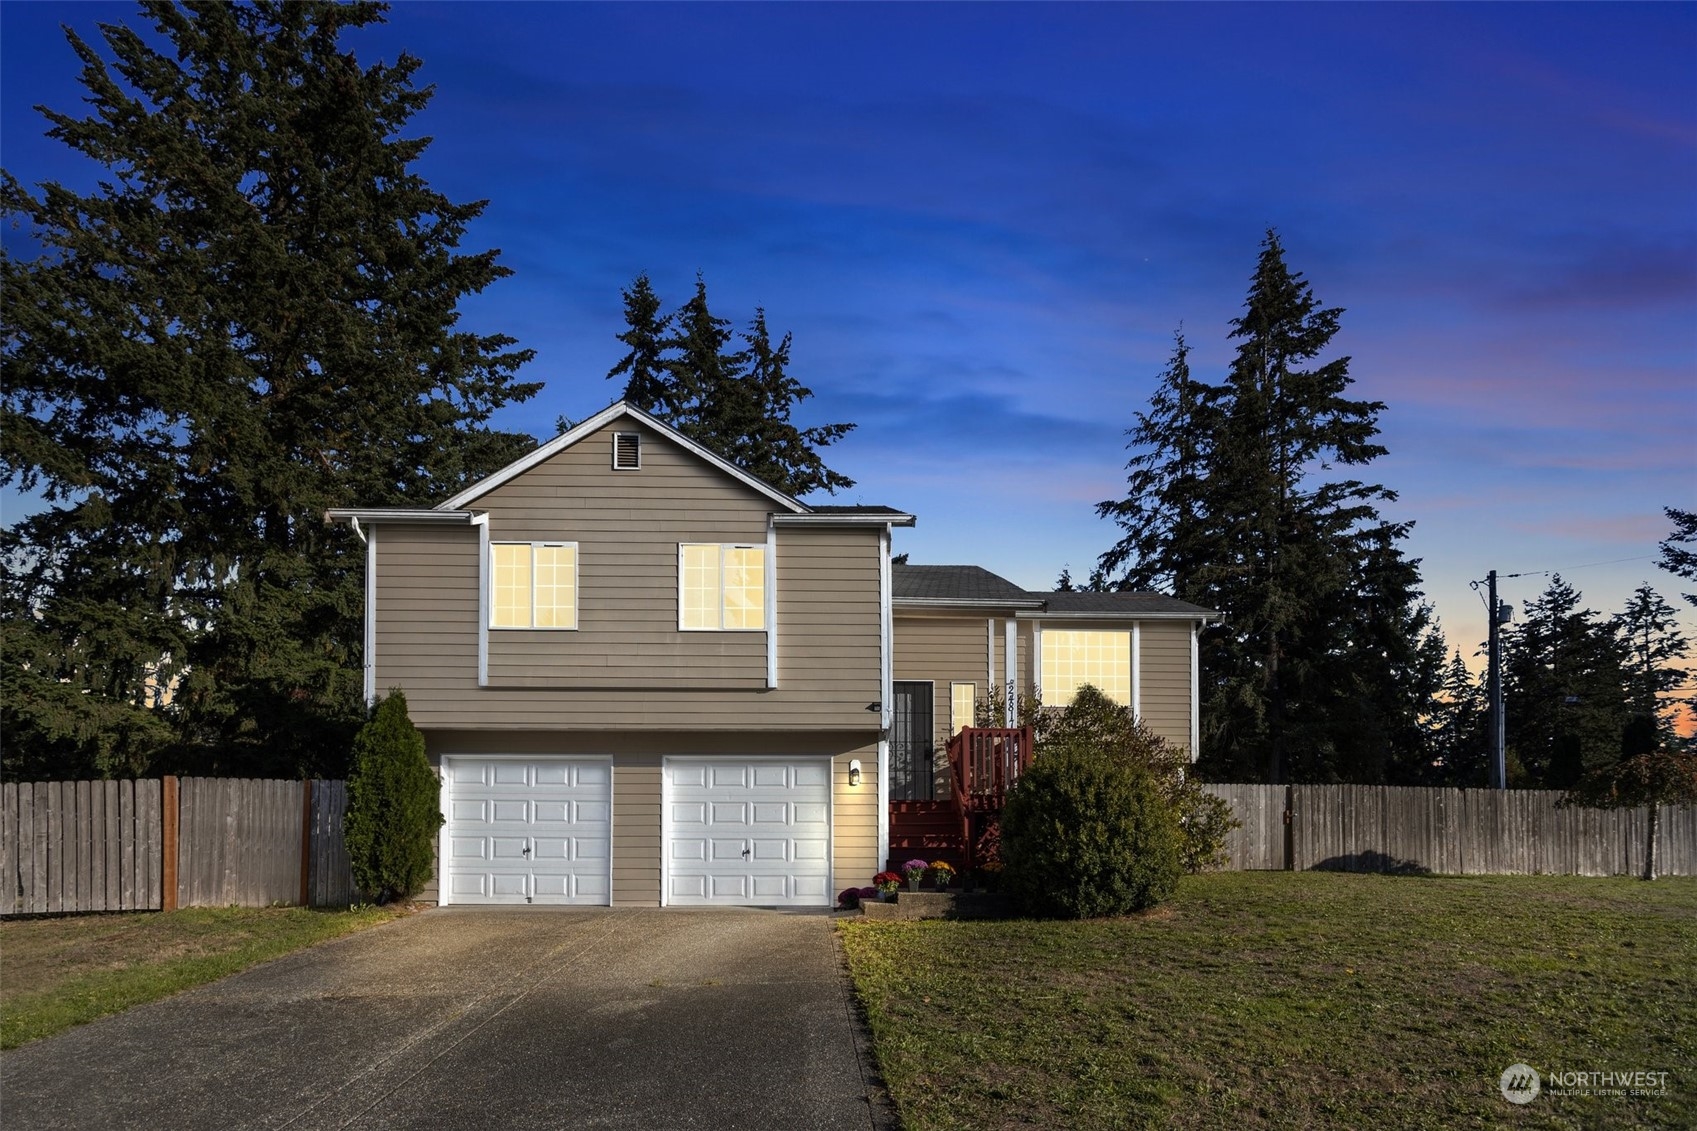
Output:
top-left (1, 907), bottom-right (889, 1130)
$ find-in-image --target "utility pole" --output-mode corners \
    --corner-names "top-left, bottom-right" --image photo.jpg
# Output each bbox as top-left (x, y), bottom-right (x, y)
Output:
top-left (1486, 570), bottom-right (1511, 790)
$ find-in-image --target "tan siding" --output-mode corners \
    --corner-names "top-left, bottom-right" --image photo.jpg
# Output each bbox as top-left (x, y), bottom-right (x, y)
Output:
top-left (481, 419), bottom-right (772, 687)
top-left (833, 745), bottom-right (881, 892)
top-left (894, 615), bottom-right (989, 739)
top-left (1139, 621), bottom-right (1193, 751)
top-left (371, 426), bottom-right (883, 731)
top-left (613, 758), bottom-right (661, 906)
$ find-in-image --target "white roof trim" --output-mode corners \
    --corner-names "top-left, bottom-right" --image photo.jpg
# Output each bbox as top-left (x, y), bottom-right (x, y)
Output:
top-left (1015, 608), bottom-right (1219, 621)
top-left (436, 402), bottom-right (809, 514)
top-left (326, 508), bottom-right (479, 525)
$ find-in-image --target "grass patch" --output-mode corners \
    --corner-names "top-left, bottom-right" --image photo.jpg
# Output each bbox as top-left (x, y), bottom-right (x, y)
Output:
top-left (1, 904), bottom-right (402, 1049)
top-left (840, 872), bottom-right (1697, 1130)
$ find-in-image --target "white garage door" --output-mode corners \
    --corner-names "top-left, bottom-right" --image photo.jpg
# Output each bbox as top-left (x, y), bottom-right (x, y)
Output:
top-left (665, 759), bottom-right (832, 907)
top-left (443, 758), bottom-right (611, 905)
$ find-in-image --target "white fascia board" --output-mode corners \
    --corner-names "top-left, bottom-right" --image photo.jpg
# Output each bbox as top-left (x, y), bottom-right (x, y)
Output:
top-left (896, 598), bottom-right (1046, 612)
top-left (771, 513), bottom-right (916, 527)
top-left (437, 401), bottom-right (810, 514)
top-left (326, 508), bottom-right (478, 524)
top-left (1015, 609), bottom-right (1216, 621)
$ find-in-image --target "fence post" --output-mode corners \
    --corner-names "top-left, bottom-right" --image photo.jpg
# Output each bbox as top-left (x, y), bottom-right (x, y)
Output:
top-left (1283, 785), bottom-right (1295, 870)
top-left (299, 780), bottom-right (314, 907)
top-left (161, 775), bottom-right (179, 912)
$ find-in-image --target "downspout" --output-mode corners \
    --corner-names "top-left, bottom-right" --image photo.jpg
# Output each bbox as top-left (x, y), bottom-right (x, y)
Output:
top-left (877, 524), bottom-right (893, 873)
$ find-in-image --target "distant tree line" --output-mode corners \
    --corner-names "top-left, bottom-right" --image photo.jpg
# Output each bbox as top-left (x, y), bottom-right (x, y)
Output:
top-left (1092, 232), bottom-right (1693, 788)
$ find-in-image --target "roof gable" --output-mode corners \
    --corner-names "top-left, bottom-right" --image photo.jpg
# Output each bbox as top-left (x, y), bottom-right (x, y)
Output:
top-left (437, 402), bottom-right (809, 514)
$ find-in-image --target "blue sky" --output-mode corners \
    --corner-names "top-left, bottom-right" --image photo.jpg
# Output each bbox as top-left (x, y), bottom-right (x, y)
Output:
top-left (3, 1), bottom-right (1694, 663)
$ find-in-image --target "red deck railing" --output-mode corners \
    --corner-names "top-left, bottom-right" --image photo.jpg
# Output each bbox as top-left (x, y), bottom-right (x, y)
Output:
top-left (944, 726), bottom-right (1035, 867)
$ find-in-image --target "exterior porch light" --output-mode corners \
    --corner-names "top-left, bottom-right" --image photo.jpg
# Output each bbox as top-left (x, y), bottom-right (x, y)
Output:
top-left (848, 759), bottom-right (862, 787)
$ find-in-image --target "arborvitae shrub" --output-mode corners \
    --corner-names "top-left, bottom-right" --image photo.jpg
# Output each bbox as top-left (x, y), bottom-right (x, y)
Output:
top-left (1000, 746), bottom-right (1181, 918)
top-left (343, 692), bottom-right (442, 903)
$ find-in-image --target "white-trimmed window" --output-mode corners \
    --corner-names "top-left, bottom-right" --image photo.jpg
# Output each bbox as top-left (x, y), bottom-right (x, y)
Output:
top-left (491, 542), bottom-right (578, 629)
top-left (680, 543), bottom-right (766, 631)
top-left (951, 683), bottom-right (976, 735)
top-left (1040, 630), bottom-right (1130, 706)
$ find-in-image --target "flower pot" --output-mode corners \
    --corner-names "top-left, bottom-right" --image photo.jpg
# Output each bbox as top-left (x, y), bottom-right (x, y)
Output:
top-left (905, 878), bottom-right (921, 892)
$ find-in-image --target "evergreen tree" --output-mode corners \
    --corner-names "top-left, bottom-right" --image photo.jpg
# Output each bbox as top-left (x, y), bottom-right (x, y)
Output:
top-left (727, 308), bottom-right (855, 497)
top-left (1, 2), bottom-right (539, 779)
top-left (1502, 576), bottom-right (1631, 787)
top-left (1425, 649), bottom-right (1488, 786)
top-left (1611, 584), bottom-right (1688, 747)
top-left (606, 272), bottom-right (671, 413)
top-left (1657, 507), bottom-right (1697, 608)
top-left (1097, 231), bottom-right (1425, 783)
top-left (343, 691), bottom-right (442, 902)
top-left (602, 274), bottom-right (855, 497)
top-left (1095, 330), bottom-right (1215, 595)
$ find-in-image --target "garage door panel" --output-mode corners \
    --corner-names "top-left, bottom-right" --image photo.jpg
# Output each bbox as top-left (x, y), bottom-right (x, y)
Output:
top-left (665, 758), bottom-right (832, 908)
top-left (444, 757), bottom-right (612, 906)
top-left (710, 838), bottom-right (747, 860)
top-left (710, 764), bottom-right (749, 789)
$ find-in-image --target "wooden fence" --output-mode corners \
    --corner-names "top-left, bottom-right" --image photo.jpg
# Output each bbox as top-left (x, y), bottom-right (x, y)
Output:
top-left (1201, 783), bottom-right (1697, 877)
top-left (2, 777), bottom-right (357, 916)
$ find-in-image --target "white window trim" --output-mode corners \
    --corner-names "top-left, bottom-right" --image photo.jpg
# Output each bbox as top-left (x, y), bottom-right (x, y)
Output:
top-left (950, 682), bottom-right (977, 736)
top-left (677, 542), bottom-right (770, 633)
top-left (488, 540), bottom-right (580, 631)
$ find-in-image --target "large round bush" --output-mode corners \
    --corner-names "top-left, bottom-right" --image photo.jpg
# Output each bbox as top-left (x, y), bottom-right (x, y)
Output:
top-left (999, 747), bottom-right (1182, 918)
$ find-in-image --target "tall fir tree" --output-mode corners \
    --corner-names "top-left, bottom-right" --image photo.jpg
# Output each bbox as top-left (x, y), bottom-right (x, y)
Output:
top-left (1098, 231), bottom-right (1425, 783)
top-left (1657, 507), bottom-right (1697, 609)
top-left (1, 1), bottom-right (539, 780)
top-left (601, 274), bottom-right (855, 498)
top-left (606, 272), bottom-right (672, 414)
top-left (1095, 330), bottom-right (1215, 595)
top-left (1611, 584), bottom-right (1688, 748)
top-left (1502, 576), bottom-right (1631, 787)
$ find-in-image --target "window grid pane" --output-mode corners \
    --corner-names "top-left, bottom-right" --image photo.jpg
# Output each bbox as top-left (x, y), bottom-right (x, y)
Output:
top-left (722, 547), bottom-right (766, 630)
top-left (1041, 630), bottom-right (1130, 706)
top-left (533, 545), bottom-right (576, 629)
top-left (681, 544), bottom-right (721, 629)
top-left (951, 683), bottom-right (976, 735)
top-left (491, 544), bottom-right (531, 628)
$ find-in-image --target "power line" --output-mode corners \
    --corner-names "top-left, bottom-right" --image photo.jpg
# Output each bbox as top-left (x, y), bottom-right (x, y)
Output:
top-left (1501, 555), bottom-right (1656, 580)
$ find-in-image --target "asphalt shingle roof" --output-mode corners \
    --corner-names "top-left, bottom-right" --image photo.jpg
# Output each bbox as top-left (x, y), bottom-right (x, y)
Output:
top-left (807, 505), bottom-right (911, 516)
top-left (892, 564), bottom-right (1037, 604)
top-left (891, 562), bottom-right (1215, 617)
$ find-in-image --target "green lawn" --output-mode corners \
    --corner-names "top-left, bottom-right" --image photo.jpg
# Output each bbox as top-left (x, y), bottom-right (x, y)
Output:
top-left (1, 904), bottom-right (402, 1049)
top-left (840, 872), bottom-right (1697, 1130)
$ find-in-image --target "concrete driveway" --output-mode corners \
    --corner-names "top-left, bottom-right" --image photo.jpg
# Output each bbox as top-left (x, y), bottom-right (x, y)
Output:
top-left (1, 907), bottom-right (890, 1130)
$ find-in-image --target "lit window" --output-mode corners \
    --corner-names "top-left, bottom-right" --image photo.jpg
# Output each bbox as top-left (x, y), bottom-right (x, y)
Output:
top-left (1041, 630), bottom-right (1130, 706)
top-left (680, 543), bottom-right (766, 631)
top-left (951, 683), bottom-right (976, 735)
top-left (491, 543), bottom-right (577, 629)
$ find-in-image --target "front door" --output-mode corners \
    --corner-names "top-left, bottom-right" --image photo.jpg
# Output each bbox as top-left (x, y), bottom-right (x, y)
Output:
top-left (891, 681), bottom-right (935, 801)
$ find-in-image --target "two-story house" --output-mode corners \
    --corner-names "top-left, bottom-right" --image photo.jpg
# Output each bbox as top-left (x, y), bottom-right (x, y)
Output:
top-left (329, 402), bottom-right (1214, 908)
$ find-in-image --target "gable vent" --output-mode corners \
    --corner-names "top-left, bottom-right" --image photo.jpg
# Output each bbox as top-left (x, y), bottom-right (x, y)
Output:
top-left (612, 431), bottom-right (641, 470)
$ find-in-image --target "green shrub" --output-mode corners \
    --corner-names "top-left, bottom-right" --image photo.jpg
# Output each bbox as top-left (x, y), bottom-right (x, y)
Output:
top-left (343, 692), bottom-right (442, 903)
top-left (1039, 685), bottom-right (1238, 873)
top-left (1000, 745), bottom-right (1181, 918)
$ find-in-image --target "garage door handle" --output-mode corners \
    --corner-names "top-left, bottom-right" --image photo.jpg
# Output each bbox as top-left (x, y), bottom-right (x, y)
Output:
top-left (741, 845), bottom-right (750, 859)
top-left (522, 845), bottom-right (531, 857)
